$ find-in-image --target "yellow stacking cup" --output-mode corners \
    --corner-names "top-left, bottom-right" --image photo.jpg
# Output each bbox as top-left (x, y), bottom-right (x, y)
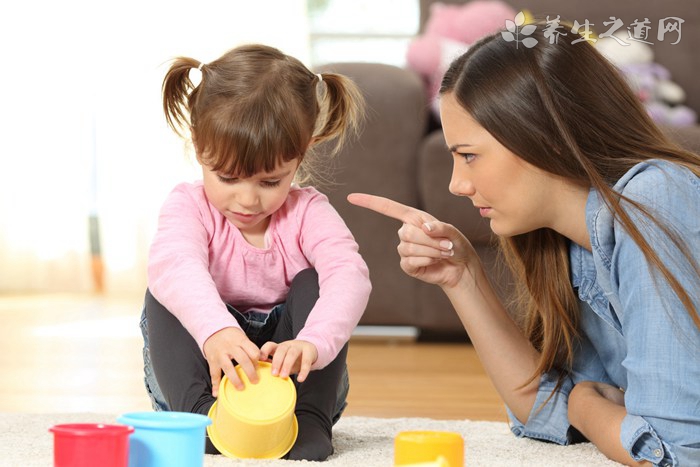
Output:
top-left (207, 361), bottom-right (298, 459)
top-left (399, 457), bottom-right (450, 467)
top-left (394, 431), bottom-right (464, 467)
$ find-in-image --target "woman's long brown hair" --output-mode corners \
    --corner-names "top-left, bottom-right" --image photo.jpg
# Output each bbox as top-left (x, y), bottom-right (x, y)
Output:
top-left (440, 21), bottom-right (700, 387)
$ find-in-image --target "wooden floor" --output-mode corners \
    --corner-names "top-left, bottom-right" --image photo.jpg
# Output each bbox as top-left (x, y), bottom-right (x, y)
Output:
top-left (0, 294), bottom-right (507, 422)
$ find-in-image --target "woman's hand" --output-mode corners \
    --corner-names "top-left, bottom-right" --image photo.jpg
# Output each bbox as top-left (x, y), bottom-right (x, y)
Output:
top-left (349, 193), bottom-right (545, 423)
top-left (347, 193), bottom-right (480, 289)
top-left (260, 340), bottom-right (318, 382)
top-left (203, 327), bottom-right (261, 395)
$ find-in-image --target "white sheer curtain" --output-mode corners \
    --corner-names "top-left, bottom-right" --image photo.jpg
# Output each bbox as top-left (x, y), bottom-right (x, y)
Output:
top-left (0, 0), bottom-right (310, 294)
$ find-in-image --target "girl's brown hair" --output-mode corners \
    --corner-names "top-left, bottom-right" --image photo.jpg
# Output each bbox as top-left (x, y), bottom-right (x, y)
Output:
top-left (162, 44), bottom-right (364, 185)
top-left (440, 21), bottom-right (700, 386)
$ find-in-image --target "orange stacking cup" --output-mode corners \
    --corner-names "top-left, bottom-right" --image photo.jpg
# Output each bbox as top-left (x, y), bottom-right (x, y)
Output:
top-left (207, 361), bottom-right (298, 459)
top-left (394, 431), bottom-right (464, 467)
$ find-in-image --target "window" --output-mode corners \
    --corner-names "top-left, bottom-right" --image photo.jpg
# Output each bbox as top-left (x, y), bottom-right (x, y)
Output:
top-left (308, 0), bottom-right (420, 67)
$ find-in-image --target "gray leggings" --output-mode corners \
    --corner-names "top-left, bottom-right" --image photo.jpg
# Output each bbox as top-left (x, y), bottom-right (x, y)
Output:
top-left (140, 269), bottom-right (349, 452)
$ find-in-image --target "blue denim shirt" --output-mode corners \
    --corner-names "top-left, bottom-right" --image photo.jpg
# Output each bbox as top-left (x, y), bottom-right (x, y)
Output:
top-left (507, 160), bottom-right (700, 466)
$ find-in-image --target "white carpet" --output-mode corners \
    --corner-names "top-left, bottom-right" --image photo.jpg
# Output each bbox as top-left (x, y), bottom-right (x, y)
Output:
top-left (0, 412), bottom-right (621, 466)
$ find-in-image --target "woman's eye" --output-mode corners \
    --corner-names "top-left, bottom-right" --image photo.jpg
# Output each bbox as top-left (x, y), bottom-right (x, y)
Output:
top-left (262, 180), bottom-right (281, 188)
top-left (458, 153), bottom-right (476, 163)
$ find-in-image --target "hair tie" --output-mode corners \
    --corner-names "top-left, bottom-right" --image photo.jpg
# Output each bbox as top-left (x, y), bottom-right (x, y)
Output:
top-left (190, 63), bottom-right (204, 87)
top-left (316, 73), bottom-right (323, 83)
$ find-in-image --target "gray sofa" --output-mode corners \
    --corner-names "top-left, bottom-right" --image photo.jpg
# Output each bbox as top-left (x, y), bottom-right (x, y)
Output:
top-left (316, 0), bottom-right (700, 339)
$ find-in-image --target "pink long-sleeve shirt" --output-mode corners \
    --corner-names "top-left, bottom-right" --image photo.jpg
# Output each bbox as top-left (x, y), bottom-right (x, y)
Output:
top-left (148, 182), bottom-right (371, 369)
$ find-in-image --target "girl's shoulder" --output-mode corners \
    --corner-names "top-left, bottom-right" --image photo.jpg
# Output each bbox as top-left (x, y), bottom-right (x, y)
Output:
top-left (161, 181), bottom-right (219, 221)
top-left (169, 180), bottom-right (205, 197)
top-left (283, 185), bottom-right (329, 210)
top-left (164, 181), bottom-right (207, 206)
top-left (276, 186), bottom-right (343, 229)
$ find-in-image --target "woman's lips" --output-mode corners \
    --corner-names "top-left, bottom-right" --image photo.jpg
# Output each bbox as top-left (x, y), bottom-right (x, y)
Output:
top-left (478, 207), bottom-right (492, 217)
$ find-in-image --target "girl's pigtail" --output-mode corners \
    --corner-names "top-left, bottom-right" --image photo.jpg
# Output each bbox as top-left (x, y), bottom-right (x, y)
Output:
top-left (162, 57), bottom-right (204, 139)
top-left (313, 72), bottom-right (365, 155)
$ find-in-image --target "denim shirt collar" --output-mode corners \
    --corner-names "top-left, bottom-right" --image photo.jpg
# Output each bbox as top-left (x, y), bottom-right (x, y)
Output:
top-left (569, 187), bottom-right (605, 307)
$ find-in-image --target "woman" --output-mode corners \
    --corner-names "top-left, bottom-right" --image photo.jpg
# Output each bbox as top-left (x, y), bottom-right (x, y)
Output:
top-left (349, 22), bottom-right (699, 466)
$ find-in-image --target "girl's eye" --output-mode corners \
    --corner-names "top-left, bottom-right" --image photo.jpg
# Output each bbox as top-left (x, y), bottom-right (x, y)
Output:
top-left (217, 175), bottom-right (238, 184)
top-left (262, 180), bottom-right (281, 188)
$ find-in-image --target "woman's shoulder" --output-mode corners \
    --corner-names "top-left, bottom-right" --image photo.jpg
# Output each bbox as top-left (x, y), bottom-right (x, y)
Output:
top-left (613, 159), bottom-right (699, 210)
top-left (587, 159), bottom-right (698, 252)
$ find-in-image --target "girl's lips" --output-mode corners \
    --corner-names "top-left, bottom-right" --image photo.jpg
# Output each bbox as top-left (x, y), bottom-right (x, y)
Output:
top-left (230, 211), bottom-right (259, 223)
top-left (478, 207), bottom-right (492, 217)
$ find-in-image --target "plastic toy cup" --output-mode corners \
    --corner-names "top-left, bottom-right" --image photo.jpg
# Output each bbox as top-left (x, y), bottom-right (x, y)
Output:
top-left (207, 361), bottom-right (298, 459)
top-left (49, 423), bottom-right (133, 467)
top-left (116, 411), bottom-right (211, 467)
top-left (394, 431), bottom-right (464, 467)
top-left (399, 457), bottom-right (450, 467)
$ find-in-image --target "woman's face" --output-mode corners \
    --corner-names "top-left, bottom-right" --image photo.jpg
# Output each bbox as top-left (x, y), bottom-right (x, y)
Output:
top-left (439, 93), bottom-right (576, 238)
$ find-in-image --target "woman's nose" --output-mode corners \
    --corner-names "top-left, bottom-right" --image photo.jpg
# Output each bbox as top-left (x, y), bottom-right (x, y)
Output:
top-left (449, 163), bottom-right (475, 197)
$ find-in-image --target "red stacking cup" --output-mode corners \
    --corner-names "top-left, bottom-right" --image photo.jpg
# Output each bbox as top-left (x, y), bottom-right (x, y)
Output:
top-left (49, 423), bottom-right (134, 467)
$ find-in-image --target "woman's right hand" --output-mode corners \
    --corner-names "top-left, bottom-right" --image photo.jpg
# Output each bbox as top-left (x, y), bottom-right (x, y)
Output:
top-left (203, 327), bottom-right (261, 396)
top-left (347, 193), bottom-right (481, 289)
top-left (349, 193), bottom-right (542, 422)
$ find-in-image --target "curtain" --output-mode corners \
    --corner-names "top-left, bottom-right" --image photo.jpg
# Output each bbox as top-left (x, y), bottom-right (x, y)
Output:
top-left (0, 0), bottom-right (310, 294)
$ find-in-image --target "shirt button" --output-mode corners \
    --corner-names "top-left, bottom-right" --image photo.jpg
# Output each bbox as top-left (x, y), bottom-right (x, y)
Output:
top-left (653, 448), bottom-right (663, 457)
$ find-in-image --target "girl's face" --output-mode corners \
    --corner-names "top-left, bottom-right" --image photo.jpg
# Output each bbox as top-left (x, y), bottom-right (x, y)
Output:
top-left (202, 158), bottom-right (300, 239)
top-left (439, 93), bottom-right (585, 239)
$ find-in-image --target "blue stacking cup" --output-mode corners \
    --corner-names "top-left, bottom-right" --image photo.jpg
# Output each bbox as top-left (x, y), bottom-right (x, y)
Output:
top-left (117, 412), bottom-right (211, 467)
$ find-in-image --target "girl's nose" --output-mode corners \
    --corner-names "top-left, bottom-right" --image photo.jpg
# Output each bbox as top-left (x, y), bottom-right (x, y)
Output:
top-left (237, 187), bottom-right (260, 208)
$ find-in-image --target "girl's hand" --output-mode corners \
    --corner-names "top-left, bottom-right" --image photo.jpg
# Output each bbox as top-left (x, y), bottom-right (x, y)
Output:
top-left (259, 340), bottom-right (318, 382)
top-left (203, 327), bottom-right (260, 395)
top-left (347, 193), bottom-right (480, 289)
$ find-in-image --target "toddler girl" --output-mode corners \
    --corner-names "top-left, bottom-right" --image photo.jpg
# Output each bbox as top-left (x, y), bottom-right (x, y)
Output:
top-left (141, 43), bottom-right (371, 461)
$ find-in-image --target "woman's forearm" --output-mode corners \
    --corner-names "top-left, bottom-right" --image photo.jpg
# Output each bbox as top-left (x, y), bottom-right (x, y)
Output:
top-left (442, 268), bottom-right (540, 423)
top-left (568, 382), bottom-right (650, 466)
